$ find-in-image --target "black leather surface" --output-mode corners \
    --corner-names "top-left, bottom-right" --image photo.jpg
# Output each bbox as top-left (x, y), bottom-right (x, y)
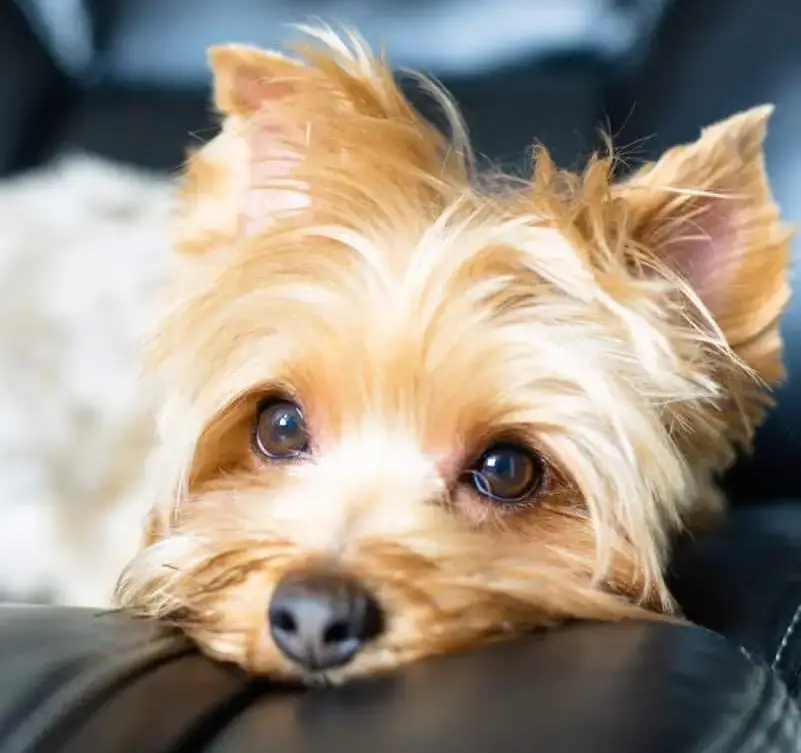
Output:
top-left (0, 607), bottom-right (798, 753)
top-left (670, 501), bottom-right (801, 699)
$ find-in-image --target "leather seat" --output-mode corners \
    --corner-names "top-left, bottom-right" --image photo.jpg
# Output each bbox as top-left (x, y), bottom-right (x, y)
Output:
top-left (1, 0), bottom-right (800, 750)
top-left (1, 503), bottom-right (801, 752)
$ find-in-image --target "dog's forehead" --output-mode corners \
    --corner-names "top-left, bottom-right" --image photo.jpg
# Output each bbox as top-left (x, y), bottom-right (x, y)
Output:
top-left (178, 198), bottom-right (661, 444)
top-left (236, 212), bottom-right (589, 344)
top-left (232, 199), bottom-right (596, 321)
top-left (214, 217), bottom-right (625, 434)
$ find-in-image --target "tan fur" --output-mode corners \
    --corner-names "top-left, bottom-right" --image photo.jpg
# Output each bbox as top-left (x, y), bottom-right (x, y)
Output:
top-left (115, 26), bottom-right (792, 683)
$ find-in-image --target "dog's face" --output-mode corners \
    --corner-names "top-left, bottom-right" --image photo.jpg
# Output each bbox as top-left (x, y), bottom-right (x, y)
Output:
top-left (117, 29), bottom-right (790, 682)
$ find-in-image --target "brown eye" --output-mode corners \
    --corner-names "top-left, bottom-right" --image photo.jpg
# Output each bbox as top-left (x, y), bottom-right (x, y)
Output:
top-left (467, 444), bottom-right (545, 504)
top-left (254, 399), bottom-right (309, 460)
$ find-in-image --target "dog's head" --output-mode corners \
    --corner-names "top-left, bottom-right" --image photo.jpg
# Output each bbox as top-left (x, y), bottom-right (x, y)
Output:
top-left (117, 27), bottom-right (790, 682)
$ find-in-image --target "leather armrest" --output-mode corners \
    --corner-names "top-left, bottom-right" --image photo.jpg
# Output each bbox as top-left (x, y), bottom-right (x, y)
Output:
top-left (0, 607), bottom-right (797, 753)
top-left (670, 500), bottom-right (801, 699)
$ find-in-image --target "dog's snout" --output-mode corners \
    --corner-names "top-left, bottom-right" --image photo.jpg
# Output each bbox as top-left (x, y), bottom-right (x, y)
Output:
top-left (268, 569), bottom-right (383, 671)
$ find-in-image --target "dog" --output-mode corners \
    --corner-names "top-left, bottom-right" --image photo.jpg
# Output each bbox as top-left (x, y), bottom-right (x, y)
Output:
top-left (3, 26), bottom-right (791, 684)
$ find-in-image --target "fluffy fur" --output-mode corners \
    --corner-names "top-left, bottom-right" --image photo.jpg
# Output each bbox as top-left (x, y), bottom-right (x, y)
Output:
top-left (3, 27), bottom-right (792, 684)
top-left (0, 155), bottom-right (170, 604)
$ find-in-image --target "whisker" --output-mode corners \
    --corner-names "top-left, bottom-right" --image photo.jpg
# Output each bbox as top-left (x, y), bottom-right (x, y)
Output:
top-left (92, 607), bottom-right (127, 618)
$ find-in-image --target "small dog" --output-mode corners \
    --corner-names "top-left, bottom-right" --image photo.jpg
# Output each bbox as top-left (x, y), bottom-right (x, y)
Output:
top-left (33, 27), bottom-right (797, 683)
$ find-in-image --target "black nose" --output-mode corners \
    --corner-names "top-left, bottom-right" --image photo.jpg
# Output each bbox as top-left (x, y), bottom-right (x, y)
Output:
top-left (268, 569), bottom-right (383, 671)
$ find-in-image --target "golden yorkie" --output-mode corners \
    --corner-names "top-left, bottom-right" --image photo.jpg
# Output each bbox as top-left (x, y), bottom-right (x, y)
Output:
top-left (112, 26), bottom-right (792, 684)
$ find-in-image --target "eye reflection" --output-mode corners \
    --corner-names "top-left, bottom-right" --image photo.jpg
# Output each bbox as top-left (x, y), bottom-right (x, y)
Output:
top-left (253, 399), bottom-right (309, 460)
top-left (466, 444), bottom-right (545, 504)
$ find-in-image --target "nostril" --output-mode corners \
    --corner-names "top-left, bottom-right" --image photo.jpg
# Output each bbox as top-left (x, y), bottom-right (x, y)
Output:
top-left (268, 570), bottom-right (384, 670)
top-left (322, 618), bottom-right (350, 645)
top-left (270, 607), bottom-right (297, 634)
top-left (356, 593), bottom-right (384, 643)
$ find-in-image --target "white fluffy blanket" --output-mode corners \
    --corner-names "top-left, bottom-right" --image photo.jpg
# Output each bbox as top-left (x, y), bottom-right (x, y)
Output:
top-left (0, 154), bottom-right (172, 605)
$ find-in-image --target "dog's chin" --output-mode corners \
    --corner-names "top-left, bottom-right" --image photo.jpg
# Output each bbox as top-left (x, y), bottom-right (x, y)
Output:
top-left (185, 620), bottom-right (523, 686)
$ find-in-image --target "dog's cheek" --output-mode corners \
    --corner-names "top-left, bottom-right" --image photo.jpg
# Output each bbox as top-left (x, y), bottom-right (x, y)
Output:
top-left (180, 570), bottom-right (295, 675)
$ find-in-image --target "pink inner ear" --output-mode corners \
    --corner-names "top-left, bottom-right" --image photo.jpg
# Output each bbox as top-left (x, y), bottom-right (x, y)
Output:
top-left (663, 196), bottom-right (742, 315)
top-left (241, 119), bottom-right (310, 236)
top-left (239, 76), bottom-right (294, 114)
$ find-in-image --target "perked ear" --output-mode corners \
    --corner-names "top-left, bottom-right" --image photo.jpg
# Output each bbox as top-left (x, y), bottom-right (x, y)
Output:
top-left (174, 42), bottom-right (319, 253)
top-left (173, 31), bottom-right (450, 253)
top-left (208, 44), bottom-right (300, 118)
top-left (615, 105), bottom-right (792, 385)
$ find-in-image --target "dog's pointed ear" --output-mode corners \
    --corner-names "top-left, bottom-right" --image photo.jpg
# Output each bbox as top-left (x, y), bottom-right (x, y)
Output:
top-left (174, 35), bottom-right (444, 253)
top-left (208, 44), bottom-right (299, 117)
top-left (174, 44), bottom-right (314, 252)
top-left (615, 105), bottom-right (791, 383)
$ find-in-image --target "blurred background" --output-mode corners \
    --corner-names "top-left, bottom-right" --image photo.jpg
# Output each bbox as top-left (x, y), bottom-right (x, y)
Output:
top-left (1, 0), bottom-right (799, 500)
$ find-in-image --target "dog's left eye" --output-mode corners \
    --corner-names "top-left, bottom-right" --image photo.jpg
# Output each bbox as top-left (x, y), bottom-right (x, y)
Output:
top-left (253, 399), bottom-right (309, 460)
top-left (466, 444), bottom-right (545, 504)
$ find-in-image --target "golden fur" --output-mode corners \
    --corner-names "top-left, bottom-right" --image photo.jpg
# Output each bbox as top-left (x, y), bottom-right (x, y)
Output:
top-left (116, 26), bottom-right (792, 683)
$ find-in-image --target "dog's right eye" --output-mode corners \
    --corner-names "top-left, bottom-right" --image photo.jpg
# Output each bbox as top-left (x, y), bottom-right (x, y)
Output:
top-left (253, 399), bottom-right (309, 460)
